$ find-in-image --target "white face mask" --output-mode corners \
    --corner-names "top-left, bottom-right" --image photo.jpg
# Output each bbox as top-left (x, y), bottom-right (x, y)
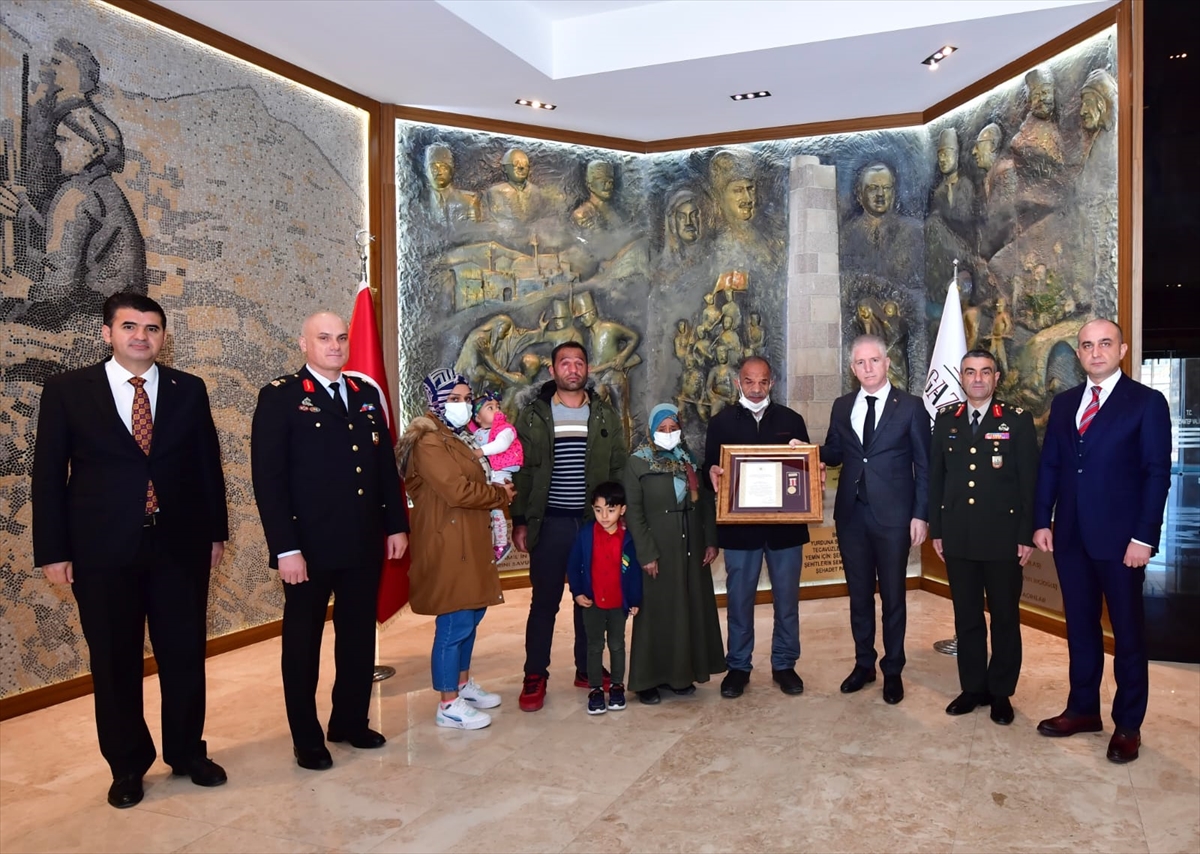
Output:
top-left (653, 430), bottom-right (682, 451)
top-left (739, 394), bottom-right (769, 414)
top-left (443, 401), bottom-right (471, 429)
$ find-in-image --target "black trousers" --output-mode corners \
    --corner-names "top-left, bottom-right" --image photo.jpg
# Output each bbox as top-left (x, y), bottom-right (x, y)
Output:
top-left (72, 524), bottom-right (210, 779)
top-left (523, 515), bottom-right (587, 679)
top-left (582, 606), bottom-right (627, 688)
top-left (945, 556), bottom-right (1023, 698)
top-left (280, 561), bottom-right (381, 749)
top-left (835, 502), bottom-right (910, 676)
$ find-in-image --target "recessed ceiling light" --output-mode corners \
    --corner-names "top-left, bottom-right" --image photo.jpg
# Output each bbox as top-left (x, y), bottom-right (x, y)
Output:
top-left (922, 45), bottom-right (958, 68)
top-left (515, 98), bottom-right (556, 111)
top-left (730, 90), bottom-right (771, 102)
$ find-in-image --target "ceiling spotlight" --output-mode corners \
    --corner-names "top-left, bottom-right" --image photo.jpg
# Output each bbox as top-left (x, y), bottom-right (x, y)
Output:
top-left (922, 45), bottom-right (958, 67)
top-left (929, 61), bottom-right (939, 71)
top-left (730, 90), bottom-right (771, 102)
top-left (515, 98), bottom-right (556, 111)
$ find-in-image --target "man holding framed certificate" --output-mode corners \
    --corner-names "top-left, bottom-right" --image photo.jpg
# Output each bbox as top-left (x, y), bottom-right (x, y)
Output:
top-left (704, 356), bottom-right (812, 699)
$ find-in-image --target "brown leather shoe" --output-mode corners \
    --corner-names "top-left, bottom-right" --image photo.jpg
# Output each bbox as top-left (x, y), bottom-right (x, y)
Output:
top-left (1106, 729), bottom-right (1141, 763)
top-left (1036, 712), bottom-right (1104, 737)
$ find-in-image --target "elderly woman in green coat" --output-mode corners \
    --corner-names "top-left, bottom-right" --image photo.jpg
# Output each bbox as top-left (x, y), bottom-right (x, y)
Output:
top-left (623, 403), bottom-right (726, 704)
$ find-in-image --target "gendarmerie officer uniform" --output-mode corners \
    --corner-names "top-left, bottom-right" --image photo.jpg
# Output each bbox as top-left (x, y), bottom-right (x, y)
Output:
top-left (929, 398), bottom-right (1039, 703)
top-left (251, 366), bottom-right (407, 752)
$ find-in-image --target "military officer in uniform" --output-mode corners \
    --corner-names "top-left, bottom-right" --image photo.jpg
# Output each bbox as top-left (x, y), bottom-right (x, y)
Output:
top-left (251, 311), bottom-right (409, 771)
top-left (929, 348), bottom-right (1039, 725)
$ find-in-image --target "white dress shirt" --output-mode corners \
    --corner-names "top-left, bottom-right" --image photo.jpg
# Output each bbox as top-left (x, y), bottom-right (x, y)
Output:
top-left (1074, 370), bottom-right (1123, 428)
top-left (968, 398), bottom-right (993, 434)
top-left (105, 358), bottom-right (159, 434)
top-left (851, 381), bottom-right (891, 443)
top-left (307, 367), bottom-right (348, 409)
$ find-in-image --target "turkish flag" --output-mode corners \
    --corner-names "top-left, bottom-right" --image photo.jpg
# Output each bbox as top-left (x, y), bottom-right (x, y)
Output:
top-left (344, 279), bottom-right (410, 626)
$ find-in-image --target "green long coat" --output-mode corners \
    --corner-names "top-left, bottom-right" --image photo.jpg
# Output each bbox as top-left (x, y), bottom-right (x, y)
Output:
top-left (623, 451), bottom-right (726, 692)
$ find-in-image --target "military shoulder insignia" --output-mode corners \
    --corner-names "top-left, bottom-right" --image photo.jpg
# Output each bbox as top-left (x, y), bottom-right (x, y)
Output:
top-left (937, 403), bottom-right (957, 415)
top-left (302, 378), bottom-right (316, 394)
top-left (992, 402), bottom-right (1004, 418)
top-left (1014, 407), bottom-right (1024, 414)
top-left (954, 403), bottom-right (966, 418)
top-left (270, 374), bottom-right (295, 388)
top-left (345, 377), bottom-right (361, 393)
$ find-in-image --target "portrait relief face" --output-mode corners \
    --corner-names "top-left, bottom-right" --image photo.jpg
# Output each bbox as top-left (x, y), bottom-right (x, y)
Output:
top-left (1080, 91), bottom-right (1105, 130)
top-left (937, 145), bottom-right (958, 176)
top-left (103, 308), bottom-right (165, 373)
top-left (972, 136), bottom-right (997, 171)
top-left (722, 179), bottom-right (756, 222)
top-left (860, 167), bottom-right (895, 216)
top-left (587, 168), bottom-right (614, 201)
top-left (1029, 82), bottom-right (1055, 119)
top-left (674, 201), bottom-right (701, 243)
top-left (504, 151), bottom-right (530, 185)
top-left (428, 160), bottom-right (453, 189)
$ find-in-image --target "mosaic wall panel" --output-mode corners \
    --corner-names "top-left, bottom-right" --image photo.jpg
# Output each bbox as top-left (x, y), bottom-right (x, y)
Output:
top-left (0, 0), bottom-right (369, 698)
top-left (395, 30), bottom-right (1116, 457)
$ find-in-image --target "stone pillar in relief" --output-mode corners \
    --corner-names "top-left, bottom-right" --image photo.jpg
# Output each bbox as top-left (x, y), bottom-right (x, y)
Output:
top-left (786, 154), bottom-right (841, 445)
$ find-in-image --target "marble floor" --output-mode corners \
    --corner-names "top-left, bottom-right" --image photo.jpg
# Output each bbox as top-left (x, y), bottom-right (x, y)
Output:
top-left (1, 589), bottom-right (1198, 854)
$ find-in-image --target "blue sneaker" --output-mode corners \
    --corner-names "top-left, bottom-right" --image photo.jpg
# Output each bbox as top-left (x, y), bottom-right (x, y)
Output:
top-left (587, 687), bottom-right (607, 715)
top-left (607, 683), bottom-right (626, 711)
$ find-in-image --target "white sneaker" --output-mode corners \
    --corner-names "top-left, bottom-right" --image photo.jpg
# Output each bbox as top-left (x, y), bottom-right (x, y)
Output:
top-left (458, 677), bottom-right (502, 709)
top-left (436, 697), bottom-right (492, 730)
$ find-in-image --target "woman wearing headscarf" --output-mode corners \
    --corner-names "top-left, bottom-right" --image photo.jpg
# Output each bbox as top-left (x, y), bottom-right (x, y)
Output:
top-left (398, 369), bottom-right (515, 729)
top-left (624, 403), bottom-right (725, 704)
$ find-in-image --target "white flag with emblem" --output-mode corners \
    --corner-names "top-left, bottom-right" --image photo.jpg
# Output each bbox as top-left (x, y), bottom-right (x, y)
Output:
top-left (922, 279), bottom-right (969, 428)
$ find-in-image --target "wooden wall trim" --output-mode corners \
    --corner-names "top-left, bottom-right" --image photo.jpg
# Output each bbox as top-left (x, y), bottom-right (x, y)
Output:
top-left (0, 607), bottom-right (329, 722)
top-left (392, 106), bottom-right (646, 154)
top-left (921, 5), bottom-right (1122, 124)
top-left (641, 113), bottom-right (925, 154)
top-left (378, 105), bottom-right (400, 427)
top-left (103, 0), bottom-right (376, 113)
top-left (1119, 0), bottom-right (1142, 372)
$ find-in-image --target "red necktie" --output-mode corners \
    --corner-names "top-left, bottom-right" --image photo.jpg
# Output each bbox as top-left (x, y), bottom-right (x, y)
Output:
top-left (1078, 385), bottom-right (1101, 436)
top-left (129, 377), bottom-right (159, 514)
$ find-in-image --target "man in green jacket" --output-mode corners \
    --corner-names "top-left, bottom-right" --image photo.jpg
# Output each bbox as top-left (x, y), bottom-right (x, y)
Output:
top-left (512, 342), bottom-right (627, 711)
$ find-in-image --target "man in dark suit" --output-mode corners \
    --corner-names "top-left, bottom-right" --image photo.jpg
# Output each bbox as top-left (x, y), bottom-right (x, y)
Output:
top-left (704, 356), bottom-right (812, 699)
top-left (251, 311), bottom-right (408, 771)
top-left (1032, 318), bottom-right (1171, 763)
top-left (32, 292), bottom-right (229, 809)
top-left (930, 349), bottom-right (1039, 725)
top-left (821, 334), bottom-right (930, 705)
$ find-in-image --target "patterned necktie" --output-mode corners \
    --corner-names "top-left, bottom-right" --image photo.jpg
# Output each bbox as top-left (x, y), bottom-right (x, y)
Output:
top-left (1078, 385), bottom-right (1102, 435)
top-left (971, 410), bottom-right (981, 437)
top-left (329, 381), bottom-right (349, 417)
top-left (129, 376), bottom-right (159, 514)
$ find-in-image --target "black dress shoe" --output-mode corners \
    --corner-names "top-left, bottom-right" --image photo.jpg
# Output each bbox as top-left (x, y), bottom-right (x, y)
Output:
top-left (107, 775), bottom-right (144, 809)
top-left (839, 667), bottom-right (876, 694)
top-left (990, 696), bottom-right (1015, 725)
top-left (1036, 712), bottom-right (1104, 738)
top-left (772, 668), bottom-right (805, 695)
top-left (294, 745), bottom-right (334, 770)
top-left (1106, 728), bottom-right (1140, 764)
top-left (171, 756), bottom-right (228, 787)
top-left (882, 674), bottom-right (904, 705)
top-left (669, 684), bottom-right (696, 696)
top-left (637, 687), bottom-right (661, 705)
top-left (327, 727), bottom-right (386, 749)
top-left (720, 669), bottom-right (750, 698)
top-left (945, 692), bottom-right (991, 716)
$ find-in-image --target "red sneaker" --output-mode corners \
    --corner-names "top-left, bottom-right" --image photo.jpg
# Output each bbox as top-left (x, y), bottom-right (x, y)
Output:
top-left (573, 668), bottom-right (611, 690)
top-left (519, 673), bottom-right (547, 712)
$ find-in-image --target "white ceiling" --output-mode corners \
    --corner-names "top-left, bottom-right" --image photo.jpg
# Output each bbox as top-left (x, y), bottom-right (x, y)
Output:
top-left (151, 0), bottom-right (1119, 142)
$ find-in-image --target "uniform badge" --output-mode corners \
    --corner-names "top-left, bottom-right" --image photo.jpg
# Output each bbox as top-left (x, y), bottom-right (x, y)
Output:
top-left (999, 423), bottom-right (1010, 432)
top-left (360, 403), bottom-right (376, 412)
top-left (954, 404), bottom-right (966, 418)
top-left (345, 377), bottom-right (361, 393)
top-left (1014, 407), bottom-right (1024, 414)
top-left (372, 432), bottom-right (380, 445)
top-left (992, 403), bottom-right (1004, 418)
top-left (299, 396), bottom-right (321, 413)
top-left (302, 379), bottom-right (316, 393)
top-left (992, 455), bottom-right (1003, 469)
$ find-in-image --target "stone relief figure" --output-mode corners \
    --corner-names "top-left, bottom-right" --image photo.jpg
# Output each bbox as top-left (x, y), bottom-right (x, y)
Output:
top-left (972, 123), bottom-right (1018, 260)
top-left (454, 314), bottom-right (528, 389)
top-left (718, 280), bottom-right (743, 330)
top-left (716, 313), bottom-right (743, 356)
top-left (706, 345), bottom-right (738, 417)
top-left (745, 311), bottom-right (765, 356)
top-left (988, 296), bottom-right (1014, 374)
top-left (709, 150), bottom-right (775, 269)
top-left (485, 148), bottom-right (553, 224)
top-left (1078, 69), bottom-right (1118, 193)
top-left (572, 291), bottom-right (641, 444)
top-left (880, 299), bottom-right (910, 390)
top-left (697, 291), bottom-right (723, 337)
top-left (692, 325), bottom-right (715, 363)
top-left (855, 297), bottom-right (886, 339)
top-left (673, 318), bottom-right (695, 361)
top-left (677, 353), bottom-right (708, 423)
top-left (664, 188), bottom-right (703, 261)
top-left (930, 128), bottom-right (975, 240)
top-left (424, 143), bottom-right (480, 225)
top-left (1010, 67), bottom-right (1067, 226)
top-left (571, 160), bottom-right (624, 231)
top-left (542, 298), bottom-right (585, 350)
top-left (839, 161), bottom-right (920, 284)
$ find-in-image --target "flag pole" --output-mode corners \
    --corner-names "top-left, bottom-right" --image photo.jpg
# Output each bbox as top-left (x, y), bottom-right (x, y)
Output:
top-left (931, 259), bottom-right (962, 657)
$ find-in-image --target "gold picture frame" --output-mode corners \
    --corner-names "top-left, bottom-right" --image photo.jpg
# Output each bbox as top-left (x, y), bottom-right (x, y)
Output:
top-left (715, 444), bottom-right (823, 524)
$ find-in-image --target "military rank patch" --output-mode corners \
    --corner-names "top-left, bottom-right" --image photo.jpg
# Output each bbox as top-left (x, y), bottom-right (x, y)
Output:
top-left (302, 379), bottom-right (316, 393)
top-left (299, 396), bottom-right (321, 413)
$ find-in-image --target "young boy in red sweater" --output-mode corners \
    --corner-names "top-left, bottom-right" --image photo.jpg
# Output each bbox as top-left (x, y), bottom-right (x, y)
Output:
top-left (567, 482), bottom-right (643, 714)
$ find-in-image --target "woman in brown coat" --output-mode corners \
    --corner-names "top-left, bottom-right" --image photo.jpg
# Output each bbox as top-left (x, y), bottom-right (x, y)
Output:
top-left (399, 369), bottom-right (514, 730)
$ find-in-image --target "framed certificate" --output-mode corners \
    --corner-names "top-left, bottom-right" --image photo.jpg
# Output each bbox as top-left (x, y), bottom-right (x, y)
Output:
top-left (715, 444), bottom-right (823, 524)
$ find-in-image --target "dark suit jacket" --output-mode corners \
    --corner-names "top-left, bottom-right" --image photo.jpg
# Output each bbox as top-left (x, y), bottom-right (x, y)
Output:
top-left (1034, 374), bottom-right (1171, 560)
top-left (251, 366), bottom-right (407, 570)
top-left (821, 386), bottom-right (930, 528)
top-left (929, 400), bottom-right (1039, 561)
top-left (32, 360), bottom-right (228, 572)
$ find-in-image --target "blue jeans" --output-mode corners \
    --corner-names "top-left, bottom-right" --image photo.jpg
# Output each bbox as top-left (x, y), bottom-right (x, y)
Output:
top-left (431, 608), bottom-right (486, 692)
top-left (723, 545), bottom-right (803, 672)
